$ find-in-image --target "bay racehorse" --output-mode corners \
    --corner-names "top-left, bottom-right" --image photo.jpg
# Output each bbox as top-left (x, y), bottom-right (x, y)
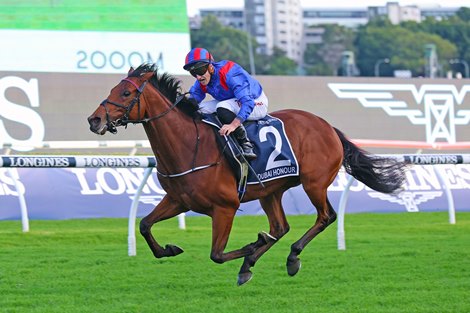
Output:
top-left (88, 64), bottom-right (407, 285)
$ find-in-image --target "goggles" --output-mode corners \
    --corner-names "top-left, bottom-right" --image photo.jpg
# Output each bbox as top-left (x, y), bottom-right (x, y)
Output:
top-left (189, 64), bottom-right (209, 77)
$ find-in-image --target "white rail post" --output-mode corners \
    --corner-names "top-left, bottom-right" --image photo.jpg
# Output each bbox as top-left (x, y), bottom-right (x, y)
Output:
top-left (337, 175), bottom-right (355, 250)
top-left (178, 213), bottom-right (186, 230)
top-left (434, 166), bottom-right (456, 224)
top-left (7, 168), bottom-right (29, 232)
top-left (4, 149), bottom-right (29, 232)
top-left (128, 167), bottom-right (153, 256)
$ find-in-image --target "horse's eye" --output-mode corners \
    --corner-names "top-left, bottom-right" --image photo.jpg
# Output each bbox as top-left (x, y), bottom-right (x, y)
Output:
top-left (123, 91), bottom-right (131, 97)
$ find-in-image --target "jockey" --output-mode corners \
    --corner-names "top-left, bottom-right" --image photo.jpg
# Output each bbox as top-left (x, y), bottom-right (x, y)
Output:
top-left (183, 47), bottom-right (269, 160)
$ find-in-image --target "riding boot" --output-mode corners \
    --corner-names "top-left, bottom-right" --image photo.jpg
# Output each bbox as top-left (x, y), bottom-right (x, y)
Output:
top-left (233, 124), bottom-right (257, 160)
top-left (216, 107), bottom-right (257, 160)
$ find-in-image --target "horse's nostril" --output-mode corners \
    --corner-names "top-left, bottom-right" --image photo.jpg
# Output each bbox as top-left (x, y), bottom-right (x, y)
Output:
top-left (88, 116), bottom-right (101, 127)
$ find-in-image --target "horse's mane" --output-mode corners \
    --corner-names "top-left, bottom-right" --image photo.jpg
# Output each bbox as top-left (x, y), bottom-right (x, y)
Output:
top-left (128, 63), bottom-right (200, 118)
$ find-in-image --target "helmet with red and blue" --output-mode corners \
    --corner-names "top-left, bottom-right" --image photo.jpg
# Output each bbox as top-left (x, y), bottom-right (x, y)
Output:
top-left (183, 47), bottom-right (214, 71)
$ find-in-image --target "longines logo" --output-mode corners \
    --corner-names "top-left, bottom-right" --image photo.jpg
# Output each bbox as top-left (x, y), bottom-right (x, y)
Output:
top-left (328, 83), bottom-right (470, 144)
top-left (368, 191), bottom-right (443, 212)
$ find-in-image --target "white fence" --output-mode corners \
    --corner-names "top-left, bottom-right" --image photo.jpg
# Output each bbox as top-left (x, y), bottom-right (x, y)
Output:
top-left (2, 153), bottom-right (470, 256)
top-left (337, 154), bottom-right (470, 250)
top-left (1, 140), bottom-right (151, 156)
top-left (0, 155), bottom-right (184, 256)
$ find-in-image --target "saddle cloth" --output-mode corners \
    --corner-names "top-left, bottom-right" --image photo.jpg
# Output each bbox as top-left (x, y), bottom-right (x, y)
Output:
top-left (202, 114), bottom-right (299, 186)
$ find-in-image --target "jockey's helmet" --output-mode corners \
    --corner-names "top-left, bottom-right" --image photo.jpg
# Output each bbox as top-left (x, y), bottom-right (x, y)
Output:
top-left (183, 47), bottom-right (214, 71)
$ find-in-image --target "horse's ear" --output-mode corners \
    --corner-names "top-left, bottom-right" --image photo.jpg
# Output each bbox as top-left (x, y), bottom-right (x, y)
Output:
top-left (128, 67), bottom-right (135, 75)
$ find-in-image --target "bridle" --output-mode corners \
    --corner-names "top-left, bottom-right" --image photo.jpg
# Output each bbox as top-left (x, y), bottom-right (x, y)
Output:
top-left (99, 77), bottom-right (186, 134)
top-left (99, 76), bottom-right (219, 177)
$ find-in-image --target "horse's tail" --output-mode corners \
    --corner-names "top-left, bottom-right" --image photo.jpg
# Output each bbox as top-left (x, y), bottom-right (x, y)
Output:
top-left (334, 127), bottom-right (407, 194)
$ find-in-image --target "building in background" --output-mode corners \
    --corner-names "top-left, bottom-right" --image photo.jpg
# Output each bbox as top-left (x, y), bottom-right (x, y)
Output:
top-left (191, 3), bottom-right (458, 29)
top-left (368, 2), bottom-right (421, 24)
top-left (245, 0), bottom-right (303, 63)
top-left (245, 0), bottom-right (274, 57)
top-left (421, 6), bottom-right (460, 20)
top-left (191, 0), bottom-right (303, 63)
top-left (199, 8), bottom-right (245, 30)
top-left (302, 8), bottom-right (368, 28)
top-left (189, 2), bottom-right (459, 65)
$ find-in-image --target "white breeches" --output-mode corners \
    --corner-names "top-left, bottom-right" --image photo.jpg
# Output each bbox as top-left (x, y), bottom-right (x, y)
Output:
top-left (199, 91), bottom-right (268, 120)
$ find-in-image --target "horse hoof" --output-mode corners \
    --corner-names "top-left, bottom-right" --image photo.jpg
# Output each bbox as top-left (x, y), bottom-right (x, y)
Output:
top-left (165, 244), bottom-right (184, 257)
top-left (286, 258), bottom-right (301, 276)
top-left (237, 271), bottom-right (253, 286)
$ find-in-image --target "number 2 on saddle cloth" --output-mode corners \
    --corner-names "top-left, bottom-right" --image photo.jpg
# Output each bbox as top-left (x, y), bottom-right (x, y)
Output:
top-left (202, 113), bottom-right (299, 200)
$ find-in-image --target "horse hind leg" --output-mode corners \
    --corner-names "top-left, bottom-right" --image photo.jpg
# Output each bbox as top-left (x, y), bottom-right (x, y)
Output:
top-left (286, 189), bottom-right (336, 276)
top-left (237, 191), bottom-right (290, 286)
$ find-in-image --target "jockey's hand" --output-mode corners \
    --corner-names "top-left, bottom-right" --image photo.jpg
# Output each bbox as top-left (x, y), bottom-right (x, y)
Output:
top-left (219, 118), bottom-right (241, 136)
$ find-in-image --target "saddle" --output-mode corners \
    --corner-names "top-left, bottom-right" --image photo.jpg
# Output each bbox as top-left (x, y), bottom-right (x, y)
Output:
top-left (202, 113), bottom-right (299, 200)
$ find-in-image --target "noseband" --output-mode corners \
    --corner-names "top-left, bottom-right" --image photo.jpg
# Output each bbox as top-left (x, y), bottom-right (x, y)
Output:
top-left (100, 78), bottom-right (186, 134)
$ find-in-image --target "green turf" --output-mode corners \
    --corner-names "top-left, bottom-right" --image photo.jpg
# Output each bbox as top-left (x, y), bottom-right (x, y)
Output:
top-left (0, 212), bottom-right (469, 313)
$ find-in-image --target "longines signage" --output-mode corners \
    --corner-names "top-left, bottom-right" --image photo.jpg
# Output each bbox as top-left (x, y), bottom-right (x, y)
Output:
top-left (1, 73), bottom-right (469, 152)
top-left (329, 83), bottom-right (470, 144)
top-left (0, 76), bottom-right (44, 151)
top-left (1, 164), bottom-right (469, 219)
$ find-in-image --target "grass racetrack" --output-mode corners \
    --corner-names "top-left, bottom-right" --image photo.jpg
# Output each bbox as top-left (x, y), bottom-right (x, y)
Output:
top-left (1, 212), bottom-right (469, 313)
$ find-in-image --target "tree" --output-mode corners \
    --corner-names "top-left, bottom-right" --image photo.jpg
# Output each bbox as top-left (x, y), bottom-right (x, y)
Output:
top-left (355, 23), bottom-right (457, 76)
top-left (190, 11), bottom-right (467, 77)
top-left (304, 43), bottom-right (335, 76)
top-left (303, 24), bottom-right (356, 76)
top-left (257, 47), bottom-right (298, 75)
top-left (402, 10), bottom-right (470, 69)
top-left (190, 15), bottom-right (256, 72)
top-left (456, 7), bottom-right (470, 22)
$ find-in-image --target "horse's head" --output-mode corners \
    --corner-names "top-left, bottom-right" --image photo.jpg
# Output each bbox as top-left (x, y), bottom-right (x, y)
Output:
top-left (89, 64), bottom-right (200, 135)
top-left (88, 67), bottom-right (153, 135)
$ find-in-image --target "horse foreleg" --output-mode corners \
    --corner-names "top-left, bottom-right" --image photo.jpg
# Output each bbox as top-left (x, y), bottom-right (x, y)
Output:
top-left (139, 195), bottom-right (187, 259)
top-left (209, 208), bottom-right (255, 265)
top-left (237, 192), bottom-right (290, 286)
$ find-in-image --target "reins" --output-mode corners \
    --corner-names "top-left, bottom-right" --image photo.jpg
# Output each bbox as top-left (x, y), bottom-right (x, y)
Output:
top-left (100, 78), bottom-right (187, 133)
top-left (100, 76), bottom-right (221, 178)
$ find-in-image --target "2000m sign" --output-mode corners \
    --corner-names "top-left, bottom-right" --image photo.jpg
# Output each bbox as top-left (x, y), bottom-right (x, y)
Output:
top-left (76, 50), bottom-right (163, 70)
